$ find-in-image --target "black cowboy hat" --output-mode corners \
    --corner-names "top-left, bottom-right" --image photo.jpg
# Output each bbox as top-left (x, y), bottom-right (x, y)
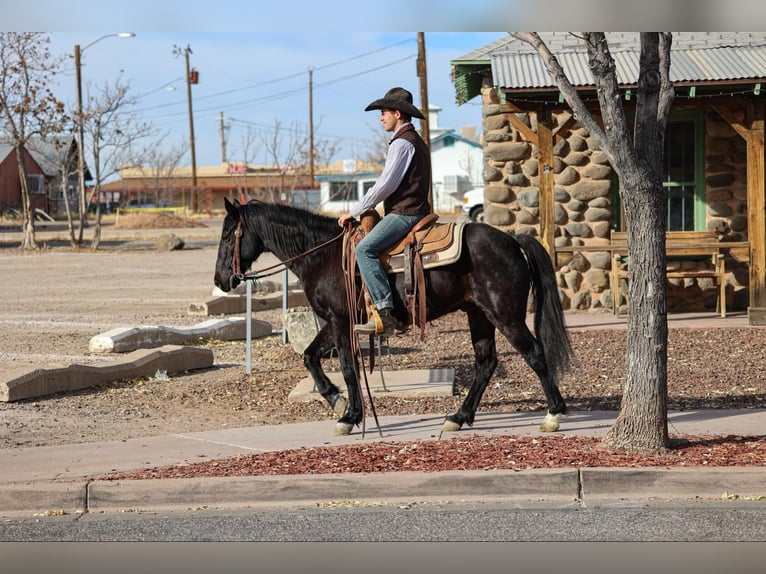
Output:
top-left (364, 87), bottom-right (425, 120)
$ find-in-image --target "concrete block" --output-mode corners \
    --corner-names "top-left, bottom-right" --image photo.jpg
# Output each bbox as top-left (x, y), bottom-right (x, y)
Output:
top-left (282, 307), bottom-right (325, 354)
top-left (89, 317), bottom-right (272, 353)
top-left (0, 345), bottom-right (214, 402)
top-left (188, 289), bottom-right (309, 316)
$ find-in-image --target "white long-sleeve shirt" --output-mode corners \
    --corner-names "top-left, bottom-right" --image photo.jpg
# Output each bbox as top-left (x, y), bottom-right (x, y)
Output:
top-left (349, 123), bottom-right (415, 217)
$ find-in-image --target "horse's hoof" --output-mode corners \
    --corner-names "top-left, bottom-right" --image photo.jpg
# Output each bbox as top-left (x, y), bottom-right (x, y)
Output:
top-left (538, 412), bottom-right (563, 433)
top-left (333, 422), bottom-right (353, 435)
top-left (332, 396), bottom-right (348, 417)
top-left (441, 419), bottom-right (462, 432)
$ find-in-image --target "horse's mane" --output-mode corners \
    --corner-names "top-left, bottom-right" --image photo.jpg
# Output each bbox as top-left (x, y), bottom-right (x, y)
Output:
top-left (243, 200), bottom-right (340, 255)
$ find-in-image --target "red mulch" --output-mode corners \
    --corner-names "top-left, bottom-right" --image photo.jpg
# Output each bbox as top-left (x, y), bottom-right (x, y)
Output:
top-left (98, 433), bottom-right (766, 481)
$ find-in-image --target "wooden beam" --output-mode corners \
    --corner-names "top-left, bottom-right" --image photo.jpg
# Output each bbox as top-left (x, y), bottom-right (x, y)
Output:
top-left (505, 112), bottom-right (538, 145)
top-left (553, 113), bottom-right (577, 143)
top-left (712, 103), bottom-right (749, 140)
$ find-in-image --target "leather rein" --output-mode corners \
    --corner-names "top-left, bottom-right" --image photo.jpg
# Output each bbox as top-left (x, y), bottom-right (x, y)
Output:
top-left (230, 216), bottom-right (345, 282)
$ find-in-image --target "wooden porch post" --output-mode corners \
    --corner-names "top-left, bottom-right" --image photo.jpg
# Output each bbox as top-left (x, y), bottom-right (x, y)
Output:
top-left (505, 109), bottom-right (574, 258)
top-left (713, 101), bottom-right (766, 325)
top-left (746, 101), bottom-right (766, 325)
top-left (537, 118), bottom-right (555, 256)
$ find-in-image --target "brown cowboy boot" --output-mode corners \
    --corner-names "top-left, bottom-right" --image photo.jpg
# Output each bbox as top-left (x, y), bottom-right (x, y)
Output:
top-left (354, 307), bottom-right (396, 336)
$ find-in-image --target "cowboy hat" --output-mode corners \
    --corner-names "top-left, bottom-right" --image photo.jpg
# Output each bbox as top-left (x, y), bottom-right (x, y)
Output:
top-left (364, 87), bottom-right (425, 120)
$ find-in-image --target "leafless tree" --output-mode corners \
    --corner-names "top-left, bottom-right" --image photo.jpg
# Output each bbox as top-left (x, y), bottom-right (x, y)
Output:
top-left (132, 135), bottom-right (187, 209)
top-left (0, 32), bottom-right (66, 250)
top-left (228, 124), bottom-right (262, 204)
top-left (511, 32), bottom-right (674, 453)
top-left (358, 120), bottom-right (389, 165)
top-left (81, 77), bottom-right (158, 249)
top-left (259, 118), bottom-right (308, 205)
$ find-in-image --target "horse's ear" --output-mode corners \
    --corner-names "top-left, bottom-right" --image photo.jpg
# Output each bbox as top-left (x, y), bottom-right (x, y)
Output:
top-left (224, 197), bottom-right (240, 218)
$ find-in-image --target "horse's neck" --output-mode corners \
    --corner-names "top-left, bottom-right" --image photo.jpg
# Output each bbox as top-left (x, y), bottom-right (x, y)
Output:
top-left (252, 210), bottom-right (335, 274)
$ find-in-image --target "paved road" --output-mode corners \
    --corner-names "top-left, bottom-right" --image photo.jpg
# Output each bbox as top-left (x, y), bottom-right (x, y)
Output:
top-left (3, 500), bottom-right (766, 542)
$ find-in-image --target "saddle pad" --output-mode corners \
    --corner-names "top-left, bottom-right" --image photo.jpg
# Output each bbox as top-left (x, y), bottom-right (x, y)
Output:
top-left (386, 221), bottom-right (465, 273)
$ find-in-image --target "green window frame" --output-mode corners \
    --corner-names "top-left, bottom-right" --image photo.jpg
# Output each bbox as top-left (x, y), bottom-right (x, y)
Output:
top-left (611, 110), bottom-right (706, 231)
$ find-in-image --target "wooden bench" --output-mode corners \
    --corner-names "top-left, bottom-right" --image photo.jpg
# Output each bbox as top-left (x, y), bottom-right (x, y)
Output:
top-left (610, 230), bottom-right (726, 317)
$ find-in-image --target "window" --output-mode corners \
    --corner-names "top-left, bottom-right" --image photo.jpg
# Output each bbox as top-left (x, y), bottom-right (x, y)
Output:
top-left (329, 181), bottom-right (357, 202)
top-left (663, 113), bottom-right (705, 231)
top-left (26, 174), bottom-right (45, 195)
top-left (611, 111), bottom-right (705, 231)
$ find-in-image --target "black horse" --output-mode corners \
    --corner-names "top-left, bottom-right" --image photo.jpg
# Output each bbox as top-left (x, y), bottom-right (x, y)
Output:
top-left (214, 198), bottom-right (573, 436)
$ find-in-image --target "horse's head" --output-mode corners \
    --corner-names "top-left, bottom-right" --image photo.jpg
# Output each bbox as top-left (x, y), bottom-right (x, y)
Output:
top-left (213, 197), bottom-right (264, 292)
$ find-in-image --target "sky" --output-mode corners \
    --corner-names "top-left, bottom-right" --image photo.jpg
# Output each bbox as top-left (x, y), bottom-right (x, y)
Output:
top-left (43, 31), bottom-right (503, 172)
top-left (5, 0), bottom-right (766, 179)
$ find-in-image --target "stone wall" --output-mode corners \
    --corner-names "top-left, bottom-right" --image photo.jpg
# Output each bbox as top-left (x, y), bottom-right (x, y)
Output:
top-left (480, 83), bottom-right (749, 313)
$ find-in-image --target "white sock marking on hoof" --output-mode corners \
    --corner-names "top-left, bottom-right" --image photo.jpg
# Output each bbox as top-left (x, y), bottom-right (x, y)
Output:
top-left (334, 422), bottom-right (353, 435)
top-left (538, 412), bottom-right (562, 433)
top-left (441, 419), bottom-right (462, 432)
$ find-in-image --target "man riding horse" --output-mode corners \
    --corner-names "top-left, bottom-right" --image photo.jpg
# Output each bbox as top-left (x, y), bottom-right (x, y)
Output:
top-left (337, 87), bottom-right (432, 337)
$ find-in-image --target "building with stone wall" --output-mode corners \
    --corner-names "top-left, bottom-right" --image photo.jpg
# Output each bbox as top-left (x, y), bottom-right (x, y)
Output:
top-left (452, 33), bottom-right (766, 321)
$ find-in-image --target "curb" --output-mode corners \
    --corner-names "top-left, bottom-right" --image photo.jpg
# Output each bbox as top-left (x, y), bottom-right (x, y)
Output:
top-left (2, 467), bottom-right (765, 516)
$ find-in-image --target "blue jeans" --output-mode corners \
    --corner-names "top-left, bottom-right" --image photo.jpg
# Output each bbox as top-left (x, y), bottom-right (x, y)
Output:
top-left (355, 212), bottom-right (424, 310)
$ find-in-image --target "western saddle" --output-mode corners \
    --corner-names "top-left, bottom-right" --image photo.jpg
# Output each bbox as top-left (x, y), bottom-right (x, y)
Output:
top-left (352, 210), bottom-right (465, 339)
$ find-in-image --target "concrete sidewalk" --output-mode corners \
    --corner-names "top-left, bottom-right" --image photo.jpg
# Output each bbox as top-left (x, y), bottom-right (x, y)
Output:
top-left (1, 408), bottom-right (764, 515)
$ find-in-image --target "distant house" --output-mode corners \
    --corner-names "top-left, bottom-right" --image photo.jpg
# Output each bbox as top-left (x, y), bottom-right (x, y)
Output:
top-left (451, 32), bottom-right (766, 324)
top-left (0, 136), bottom-right (82, 218)
top-left (427, 104), bottom-right (483, 212)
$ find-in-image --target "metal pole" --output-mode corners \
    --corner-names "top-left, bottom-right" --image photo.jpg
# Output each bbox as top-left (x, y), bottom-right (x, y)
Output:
top-left (282, 268), bottom-right (289, 344)
top-left (246, 278), bottom-right (252, 374)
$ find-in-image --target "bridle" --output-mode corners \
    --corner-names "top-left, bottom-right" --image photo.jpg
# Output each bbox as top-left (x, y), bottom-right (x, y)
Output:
top-left (229, 215), bottom-right (346, 284)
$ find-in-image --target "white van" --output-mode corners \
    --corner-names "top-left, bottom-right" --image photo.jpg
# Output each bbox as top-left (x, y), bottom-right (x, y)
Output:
top-left (461, 187), bottom-right (484, 222)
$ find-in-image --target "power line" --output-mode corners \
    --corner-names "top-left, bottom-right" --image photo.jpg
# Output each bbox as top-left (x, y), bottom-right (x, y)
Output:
top-left (132, 38), bottom-right (416, 117)
top-left (138, 53), bottom-right (416, 121)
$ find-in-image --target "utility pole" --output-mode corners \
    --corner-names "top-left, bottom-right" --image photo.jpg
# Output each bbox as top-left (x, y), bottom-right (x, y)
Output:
top-left (175, 44), bottom-right (198, 212)
top-left (219, 111), bottom-right (227, 164)
top-left (416, 32), bottom-right (432, 207)
top-left (308, 67), bottom-right (315, 184)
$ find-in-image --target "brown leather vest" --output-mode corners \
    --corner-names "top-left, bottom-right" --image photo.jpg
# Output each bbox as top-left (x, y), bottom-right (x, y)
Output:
top-left (383, 124), bottom-right (432, 217)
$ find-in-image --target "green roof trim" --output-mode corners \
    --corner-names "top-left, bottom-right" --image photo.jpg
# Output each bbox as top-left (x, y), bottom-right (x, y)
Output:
top-left (451, 62), bottom-right (489, 106)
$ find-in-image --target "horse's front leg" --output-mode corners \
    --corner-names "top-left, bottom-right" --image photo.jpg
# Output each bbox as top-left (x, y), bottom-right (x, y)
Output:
top-left (303, 323), bottom-right (347, 417)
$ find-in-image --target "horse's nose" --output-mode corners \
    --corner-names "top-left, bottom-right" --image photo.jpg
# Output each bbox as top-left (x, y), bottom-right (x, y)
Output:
top-left (213, 274), bottom-right (230, 292)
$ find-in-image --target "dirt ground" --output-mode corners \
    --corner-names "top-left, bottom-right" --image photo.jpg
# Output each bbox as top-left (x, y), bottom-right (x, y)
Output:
top-left (1, 219), bottom-right (765, 470)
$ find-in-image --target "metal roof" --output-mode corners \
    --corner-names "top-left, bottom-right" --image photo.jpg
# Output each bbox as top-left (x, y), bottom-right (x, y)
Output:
top-left (491, 45), bottom-right (766, 89)
top-left (452, 33), bottom-right (766, 103)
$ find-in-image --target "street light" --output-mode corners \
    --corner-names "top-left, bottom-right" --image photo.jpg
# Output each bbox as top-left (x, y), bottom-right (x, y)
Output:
top-left (74, 32), bottom-right (135, 238)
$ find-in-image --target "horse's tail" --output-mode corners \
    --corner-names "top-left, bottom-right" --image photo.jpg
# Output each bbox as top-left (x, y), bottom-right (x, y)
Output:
top-left (511, 233), bottom-right (573, 379)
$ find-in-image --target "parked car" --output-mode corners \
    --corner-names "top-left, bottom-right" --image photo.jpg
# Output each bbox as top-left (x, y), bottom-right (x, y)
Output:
top-left (462, 187), bottom-right (485, 222)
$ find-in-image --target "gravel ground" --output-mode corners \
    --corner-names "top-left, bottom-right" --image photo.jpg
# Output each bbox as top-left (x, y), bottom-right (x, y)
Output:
top-left (1, 231), bottom-right (765, 474)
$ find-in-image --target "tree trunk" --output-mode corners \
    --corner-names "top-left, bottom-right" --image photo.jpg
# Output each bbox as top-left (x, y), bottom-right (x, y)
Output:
top-left (15, 145), bottom-right (37, 250)
top-left (605, 168), bottom-right (669, 452)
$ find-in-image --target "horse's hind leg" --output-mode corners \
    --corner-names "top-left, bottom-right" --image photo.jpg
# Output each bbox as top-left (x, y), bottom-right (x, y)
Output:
top-left (497, 322), bottom-right (567, 432)
top-left (443, 308), bottom-right (498, 432)
top-left (303, 323), bottom-right (348, 417)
